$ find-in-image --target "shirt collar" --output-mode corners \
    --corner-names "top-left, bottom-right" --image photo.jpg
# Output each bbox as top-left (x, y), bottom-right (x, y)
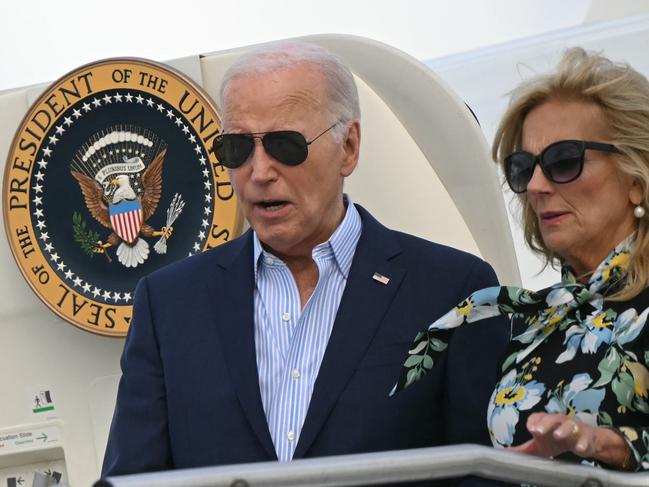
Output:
top-left (253, 194), bottom-right (362, 279)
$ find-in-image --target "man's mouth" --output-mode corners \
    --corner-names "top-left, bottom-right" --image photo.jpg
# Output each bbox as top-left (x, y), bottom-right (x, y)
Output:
top-left (257, 200), bottom-right (288, 211)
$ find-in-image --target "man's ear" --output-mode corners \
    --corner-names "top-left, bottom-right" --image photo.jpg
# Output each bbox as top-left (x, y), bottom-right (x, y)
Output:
top-left (340, 120), bottom-right (360, 177)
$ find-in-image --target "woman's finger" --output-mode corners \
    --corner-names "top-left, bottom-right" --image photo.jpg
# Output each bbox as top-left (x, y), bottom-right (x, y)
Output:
top-left (552, 419), bottom-right (581, 440)
top-left (507, 438), bottom-right (539, 455)
top-left (527, 412), bottom-right (565, 437)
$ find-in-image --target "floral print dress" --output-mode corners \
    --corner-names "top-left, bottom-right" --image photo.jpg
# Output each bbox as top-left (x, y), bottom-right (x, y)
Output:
top-left (392, 236), bottom-right (649, 470)
top-left (490, 289), bottom-right (649, 468)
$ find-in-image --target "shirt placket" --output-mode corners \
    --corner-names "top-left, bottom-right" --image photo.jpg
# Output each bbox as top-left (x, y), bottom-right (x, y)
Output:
top-left (262, 260), bottom-right (300, 461)
top-left (272, 251), bottom-right (333, 461)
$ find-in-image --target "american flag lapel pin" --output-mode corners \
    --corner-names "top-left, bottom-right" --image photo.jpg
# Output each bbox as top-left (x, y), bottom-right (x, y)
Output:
top-left (372, 272), bottom-right (390, 285)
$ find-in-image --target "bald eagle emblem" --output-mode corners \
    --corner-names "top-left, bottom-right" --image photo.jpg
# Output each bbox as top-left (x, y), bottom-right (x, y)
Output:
top-left (71, 126), bottom-right (184, 268)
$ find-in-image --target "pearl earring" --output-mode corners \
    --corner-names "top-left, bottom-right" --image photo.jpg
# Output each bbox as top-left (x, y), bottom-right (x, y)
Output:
top-left (634, 205), bottom-right (646, 219)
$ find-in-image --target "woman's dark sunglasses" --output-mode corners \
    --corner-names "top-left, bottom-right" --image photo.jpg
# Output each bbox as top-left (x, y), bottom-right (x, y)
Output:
top-left (504, 139), bottom-right (620, 193)
top-left (213, 121), bottom-right (341, 169)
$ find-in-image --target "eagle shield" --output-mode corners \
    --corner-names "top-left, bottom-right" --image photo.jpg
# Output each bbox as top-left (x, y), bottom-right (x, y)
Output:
top-left (109, 199), bottom-right (143, 244)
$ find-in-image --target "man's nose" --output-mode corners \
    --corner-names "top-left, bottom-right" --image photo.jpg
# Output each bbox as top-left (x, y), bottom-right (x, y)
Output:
top-left (248, 137), bottom-right (279, 183)
top-left (526, 163), bottom-right (552, 194)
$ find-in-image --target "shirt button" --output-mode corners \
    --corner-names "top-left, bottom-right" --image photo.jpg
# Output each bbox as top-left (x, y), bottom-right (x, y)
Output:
top-left (291, 369), bottom-right (300, 379)
top-left (264, 257), bottom-right (273, 265)
top-left (287, 430), bottom-right (295, 441)
top-left (282, 312), bottom-right (291, 321)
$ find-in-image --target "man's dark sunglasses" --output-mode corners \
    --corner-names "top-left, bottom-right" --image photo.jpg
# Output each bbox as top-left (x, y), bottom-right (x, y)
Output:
top-left (504, 139), bottom-right (620, 193)
top-left (213, 121), bottom-right (341, 169)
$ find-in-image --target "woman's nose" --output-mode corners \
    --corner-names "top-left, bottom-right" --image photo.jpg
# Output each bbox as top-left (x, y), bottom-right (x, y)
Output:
top-left (526, 163), bottom-right (552, 194)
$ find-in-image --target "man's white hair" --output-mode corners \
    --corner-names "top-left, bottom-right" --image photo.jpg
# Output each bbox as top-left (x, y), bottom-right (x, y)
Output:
top-left (219, 41), bottom-right (360, 140)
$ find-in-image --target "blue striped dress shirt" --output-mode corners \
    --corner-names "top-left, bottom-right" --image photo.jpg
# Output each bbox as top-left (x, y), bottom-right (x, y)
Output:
top-left (252, 198), bottom-right (362, 461)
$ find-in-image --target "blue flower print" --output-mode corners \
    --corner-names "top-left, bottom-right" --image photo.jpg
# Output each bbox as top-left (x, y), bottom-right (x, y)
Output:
top-left (613, 307), bottom-right (649, 346)
top-left (557, 307), bottom-right (649, 364)
top-left (545, 373), bottom-right (605, 426)
top-left (556, 310), bottom-right (615, 364)
top-left (488, 358), bottom-right (546, 447)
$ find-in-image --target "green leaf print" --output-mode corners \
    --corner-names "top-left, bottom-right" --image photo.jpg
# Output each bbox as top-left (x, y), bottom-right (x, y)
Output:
top-left (504, 288), bottom-right (519, 301)
top-left (429, 338), bottom-right (447, 352)
top-left (612, 372), bottom-right (635, 408)
top-left (597, 410), bottom-right (613, 426)
top-left (501, 351), bottom-right (518, 373)
top-left (404, 355), bottom-right (424, 368)
top-left (594, 347), bottom-right (621, 388)
top-left (634, 397), bottom-right (649, 414)
top-left (422, 355), bottom-right (434, 370)
top-left (406, 368), bottom-right (422, 387)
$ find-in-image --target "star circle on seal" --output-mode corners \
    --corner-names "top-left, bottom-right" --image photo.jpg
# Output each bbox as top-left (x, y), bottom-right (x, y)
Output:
top-left (3, 58), bottom-right (242, 337)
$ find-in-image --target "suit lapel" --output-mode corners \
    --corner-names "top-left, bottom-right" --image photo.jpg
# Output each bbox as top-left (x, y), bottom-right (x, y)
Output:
top-left (294, 206), bottom-right (405, 458)
top-left (205, 231), bottom-right (277, 460)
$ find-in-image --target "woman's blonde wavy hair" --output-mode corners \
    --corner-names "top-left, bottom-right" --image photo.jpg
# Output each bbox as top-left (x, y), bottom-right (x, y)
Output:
top-left (492, 47), bottom-right (649, 300)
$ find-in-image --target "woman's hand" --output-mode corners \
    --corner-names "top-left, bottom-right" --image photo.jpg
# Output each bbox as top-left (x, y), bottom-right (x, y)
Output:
top-left (507, 412), bottom-right (633, 470)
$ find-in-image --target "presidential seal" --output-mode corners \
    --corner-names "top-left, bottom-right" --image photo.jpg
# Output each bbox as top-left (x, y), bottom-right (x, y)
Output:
top-left (3, 58), bottom-right (242, 336)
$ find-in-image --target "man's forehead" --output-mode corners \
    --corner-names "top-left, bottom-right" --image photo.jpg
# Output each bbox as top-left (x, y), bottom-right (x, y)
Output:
top-left (229, 66), bottom-right (324, 94)
top-left (222, 68), bottom-right (327, 120)
top-left (278, 89), bottom-right (324, 110)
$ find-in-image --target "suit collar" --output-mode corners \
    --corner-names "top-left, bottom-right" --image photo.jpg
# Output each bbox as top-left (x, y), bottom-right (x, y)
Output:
top-left (353, 204), bottom-right (402, 260)
top-left (211, 228), bottom-right (253, 269)
top-left (294, 204), bottom-right (405, 457)
top-left (205, 230), bottom-right (277, 460)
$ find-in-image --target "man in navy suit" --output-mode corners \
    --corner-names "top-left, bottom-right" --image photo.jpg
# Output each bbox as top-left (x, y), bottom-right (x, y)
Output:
top-left (102, 41), bottom-right (509, 482)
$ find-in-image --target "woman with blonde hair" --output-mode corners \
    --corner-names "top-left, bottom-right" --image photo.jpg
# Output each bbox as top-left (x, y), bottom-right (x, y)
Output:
top-left (393, 48), bottom-right (649, 472)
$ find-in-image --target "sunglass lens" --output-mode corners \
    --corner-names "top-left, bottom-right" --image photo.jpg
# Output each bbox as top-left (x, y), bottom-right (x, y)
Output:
top-left (214, 134), bottom-right (254, 168)
top-left (543, 142), bottom-right (583, 183)
top-left (505, 153), bottom-right (534, 193)
top-left (263, 131), bottom-right (308, 166)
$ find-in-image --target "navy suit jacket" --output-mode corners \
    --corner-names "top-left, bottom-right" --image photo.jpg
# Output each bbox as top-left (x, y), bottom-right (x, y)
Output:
top-left (102, 205), bottom-right (509, 478)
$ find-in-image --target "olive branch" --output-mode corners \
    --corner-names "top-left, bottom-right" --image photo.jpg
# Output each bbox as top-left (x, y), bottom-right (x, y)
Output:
top-left (72, 212), bottom-right (100, 257)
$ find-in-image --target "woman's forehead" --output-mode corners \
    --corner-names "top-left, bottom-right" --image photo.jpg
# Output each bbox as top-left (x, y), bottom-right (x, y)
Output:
top-left (521, 100), bottom-right (610, 152)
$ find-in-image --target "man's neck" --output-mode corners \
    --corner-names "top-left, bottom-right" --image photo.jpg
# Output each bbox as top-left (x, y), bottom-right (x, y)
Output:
top-left (258, 197), bottom-right (350, 308)
top-left (284, 256), bottom-right (320, 309)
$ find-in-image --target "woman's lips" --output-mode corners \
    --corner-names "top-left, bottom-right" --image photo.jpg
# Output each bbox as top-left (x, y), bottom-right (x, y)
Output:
top-left (540, 211), bottom-right (569, 224)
